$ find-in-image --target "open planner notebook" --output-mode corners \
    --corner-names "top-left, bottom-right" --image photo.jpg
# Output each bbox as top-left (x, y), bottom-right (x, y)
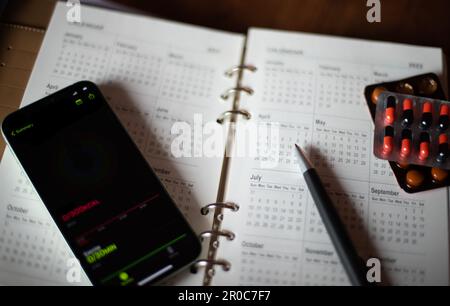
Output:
top-left (0, 2), bottom-right (448, 286)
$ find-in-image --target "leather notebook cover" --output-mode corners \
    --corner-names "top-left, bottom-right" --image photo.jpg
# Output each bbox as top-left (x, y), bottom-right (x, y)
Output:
top-left (0, 24), bottom-right (45, 158)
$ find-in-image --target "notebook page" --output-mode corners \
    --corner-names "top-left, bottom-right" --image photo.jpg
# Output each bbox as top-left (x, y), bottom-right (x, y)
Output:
top-left (215, 29), bottom-right (449, 285)
top-left (0, 3), bottom-right (244, 285)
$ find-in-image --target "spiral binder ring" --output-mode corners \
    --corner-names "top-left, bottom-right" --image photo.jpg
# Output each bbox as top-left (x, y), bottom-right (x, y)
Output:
top-left (199, 230), bottom-right (236, 242)
top-left (224, 64), bottom-right (257, 77)
top-left (195, 63), bottom-right (257, 284)
top-left (221, 86), bottom-right (254, 100)
top-left (216, 109), bottom-right (251, 124)
top-left (201, 202), bottom-right (240, 216)
top-left (190, 259), bottom-right (231, 274)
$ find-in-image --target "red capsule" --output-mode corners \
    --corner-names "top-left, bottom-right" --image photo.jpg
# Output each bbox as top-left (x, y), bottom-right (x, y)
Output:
top-left (437, 134), bottom-right (449, 163)
top-left (382, 126), bottom-right (394, 156)
top-left (420, 102), bottom-right (433, 130)
top-left (385, 108), bottom-right (395, 125)
top-left (400, 130), bottom-right (412, 159)
top-left (400, 139), bottom-right (411, 158)
top-left (383, 137), bottom-right (393, 156)
top-left (419, 143), bottom-right (429, 161)
top-left (423, 101), bottom-right (433, 113)
top-left (384, 96), bottom-right (396, 125)
top-left (419, 132), bottom-right (430, 161)
top-left (401, 99), bottom-right (414, 127)
top-left (403, 98), bottom-right (413, 111)
top-left (439, 104), bottom-right (450, 131)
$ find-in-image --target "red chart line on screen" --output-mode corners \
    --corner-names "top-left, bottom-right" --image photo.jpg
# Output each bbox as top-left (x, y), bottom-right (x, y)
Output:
top-left (62, 199), bottom-right (102, 222)
top-left (75, 193), bottom-right (160, 246)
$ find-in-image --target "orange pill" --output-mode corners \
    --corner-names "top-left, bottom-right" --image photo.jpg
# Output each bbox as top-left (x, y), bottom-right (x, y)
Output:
top-left (396, 163), bottom-right (409, 169)
top-left (371, 87), bottom-right (387, 105)
top-left (431, 168), bottom-right (448, 183)
top-left (396, 82), bottom-right (414, 95)
top-left (406, 170), bottom-right (425, 189)
top-left (419, 77), bottom-right (438, 95)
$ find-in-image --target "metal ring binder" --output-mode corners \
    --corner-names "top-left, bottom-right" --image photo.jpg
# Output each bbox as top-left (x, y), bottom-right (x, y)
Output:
top-left (199, 229), bottom-right (235, 241)
top-left (221, 86), bottom-right (254, 100)
top-left (201, 202), bottom-right (240, 216)
top-left (190, 259), bottom-right (231, 274)
top-left (196, 63), bottom-right (256, 284)
top-left (216, 109), bottom-right (251, 124)
top-left (224, 65), bottom-right (257, 77)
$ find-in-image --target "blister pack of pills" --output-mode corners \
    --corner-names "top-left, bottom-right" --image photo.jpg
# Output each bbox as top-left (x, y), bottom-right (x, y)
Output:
top-left (364, 73), bottom-right (449, 193)
top-left (374, 92), bottom-right (450, 169)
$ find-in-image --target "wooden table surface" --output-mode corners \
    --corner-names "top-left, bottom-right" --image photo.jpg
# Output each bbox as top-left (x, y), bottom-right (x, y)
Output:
top-left (115, 0), bottom-right (450, 86)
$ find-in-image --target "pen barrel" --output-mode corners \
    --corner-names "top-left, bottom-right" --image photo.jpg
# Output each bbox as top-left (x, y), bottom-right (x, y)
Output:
top-left (304, 169), bottom-right (368, 286)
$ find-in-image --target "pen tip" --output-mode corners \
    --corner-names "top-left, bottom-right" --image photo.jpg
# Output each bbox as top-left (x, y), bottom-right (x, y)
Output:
top-left (295, 143), bottom-right (304, 155)
top-left (294, 144), bottom-right (312, 173)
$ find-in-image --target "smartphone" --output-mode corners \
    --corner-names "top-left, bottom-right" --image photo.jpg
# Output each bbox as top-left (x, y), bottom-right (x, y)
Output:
top-left (1, 81), bottom-right (201, 286)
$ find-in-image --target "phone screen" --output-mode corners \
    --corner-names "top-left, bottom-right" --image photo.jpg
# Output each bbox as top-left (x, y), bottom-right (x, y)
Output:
top-left (1, 81), bottom-right (201, 286)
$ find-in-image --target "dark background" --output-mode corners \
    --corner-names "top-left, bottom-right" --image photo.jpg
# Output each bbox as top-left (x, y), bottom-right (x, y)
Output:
top-left (3, 0), bottom-right (450, 56)
top-left (111, 0), bottom-right (450, 71)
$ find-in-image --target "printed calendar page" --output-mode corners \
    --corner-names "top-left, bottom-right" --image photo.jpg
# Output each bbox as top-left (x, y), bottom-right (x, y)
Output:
top-left (1, 3), bottom-right (449, 287)
top-left (217, 29), bottom-right (449, 286)
top-left (0, 3), bottom-right (244, 285)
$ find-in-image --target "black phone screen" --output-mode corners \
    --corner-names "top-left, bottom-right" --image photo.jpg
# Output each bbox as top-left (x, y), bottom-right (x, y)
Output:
top-left (1, 81), bottom-right (201, 286)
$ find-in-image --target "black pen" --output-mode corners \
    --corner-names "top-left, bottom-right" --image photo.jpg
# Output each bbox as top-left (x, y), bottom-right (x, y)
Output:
top-left (295, 144), bottom-right (368, 286)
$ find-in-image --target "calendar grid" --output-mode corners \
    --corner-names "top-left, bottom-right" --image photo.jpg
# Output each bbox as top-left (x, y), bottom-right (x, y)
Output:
top-left (232, 58), bottom-right (439, 284)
